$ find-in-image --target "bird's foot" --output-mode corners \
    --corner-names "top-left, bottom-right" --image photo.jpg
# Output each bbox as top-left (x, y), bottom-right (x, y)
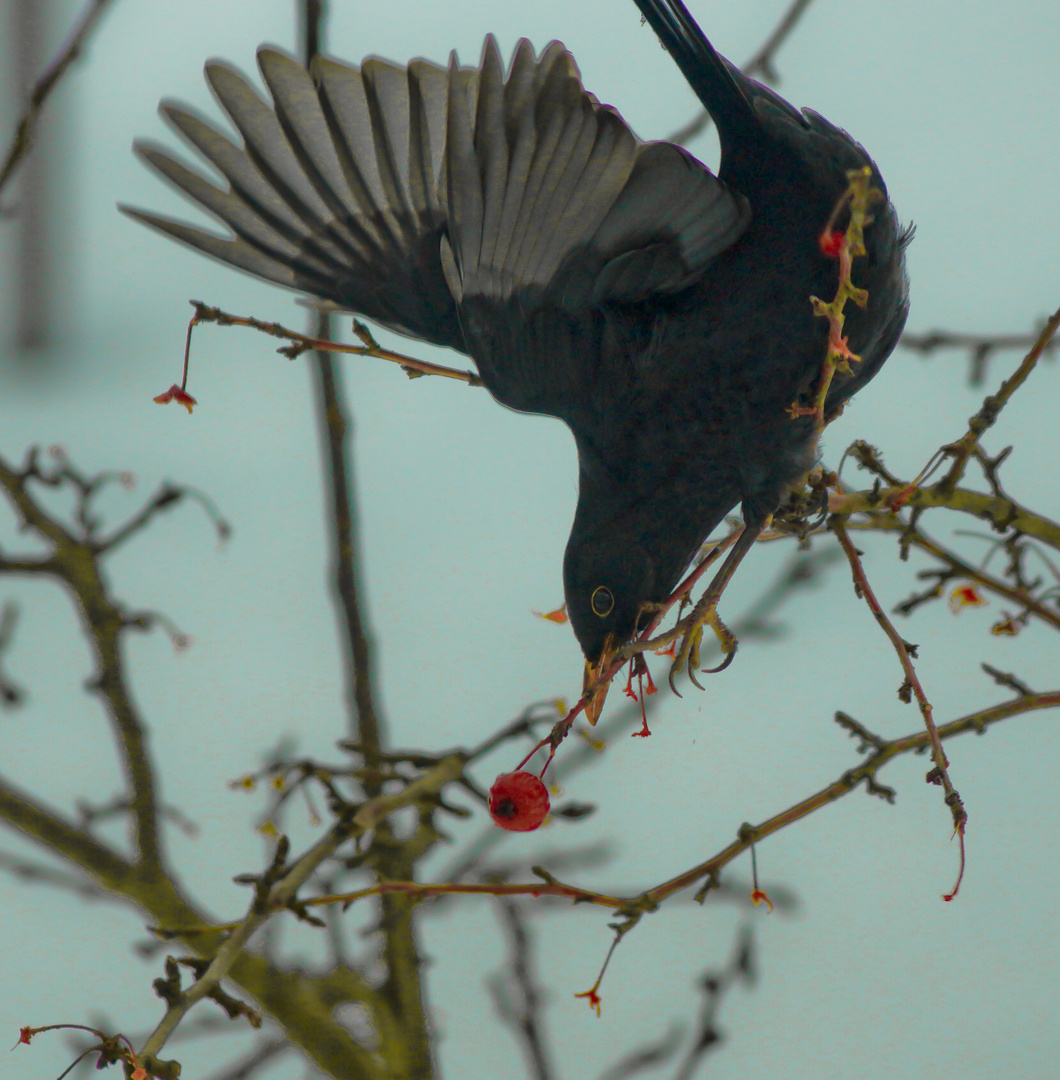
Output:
top-left (623, 518), bottom-right (766, 695)
top-left (662, 517), bottom-right (770, 692)
top-left (668, 602), bottom-right (738, 693)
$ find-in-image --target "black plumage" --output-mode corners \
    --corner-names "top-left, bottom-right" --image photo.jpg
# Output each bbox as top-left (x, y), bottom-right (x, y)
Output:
top-left (123, 0), bottom-right (910, 693)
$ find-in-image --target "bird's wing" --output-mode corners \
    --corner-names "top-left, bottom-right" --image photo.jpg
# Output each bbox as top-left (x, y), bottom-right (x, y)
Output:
top-left (440, 37), bottom-right (750, 416)
top-left (123, 47), bottom-right (467, 347)
top-left (122, 38), bottom-right (750, 412)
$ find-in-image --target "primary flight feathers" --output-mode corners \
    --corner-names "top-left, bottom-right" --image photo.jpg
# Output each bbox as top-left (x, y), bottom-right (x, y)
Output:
top-left (124, 38), bottom-right (749, 350)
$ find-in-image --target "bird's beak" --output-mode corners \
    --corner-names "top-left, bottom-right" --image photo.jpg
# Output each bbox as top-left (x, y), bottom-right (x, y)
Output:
top-left (583, 635), bottom-right (616, 726)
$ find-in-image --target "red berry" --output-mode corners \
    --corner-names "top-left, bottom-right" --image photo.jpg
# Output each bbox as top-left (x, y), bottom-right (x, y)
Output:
top-left (488, 771), bottom-right (550, 832)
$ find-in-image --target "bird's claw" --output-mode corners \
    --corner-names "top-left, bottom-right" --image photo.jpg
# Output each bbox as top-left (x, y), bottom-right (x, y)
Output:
top-left (668, 605), bottom-right (738, 691)
top-left (685, 625), bottom-right (705, 690)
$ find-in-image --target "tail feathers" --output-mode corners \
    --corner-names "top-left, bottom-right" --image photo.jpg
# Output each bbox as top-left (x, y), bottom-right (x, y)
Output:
top-left (632, 0), bottom-right (756, 138)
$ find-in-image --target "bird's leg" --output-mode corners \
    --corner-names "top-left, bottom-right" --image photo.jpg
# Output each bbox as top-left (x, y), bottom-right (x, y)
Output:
top-left (668, 517), bottom-right (771, 690)
top-left (618, 526), bottom-right (741, 670)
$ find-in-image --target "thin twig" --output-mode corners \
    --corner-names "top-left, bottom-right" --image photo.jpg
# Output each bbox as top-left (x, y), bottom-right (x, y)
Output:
top-left (0, 602), bottom-right (25, 708)
top-left (899, 326), bottom-right (1060, 387)
top-left (637, 687), bottom-right (1057, 909)
top-left (309, 311), bottom-right (385, 757)
top-left (491, 900), bottom-right (555, 1080)
top-left (190, 301), bottom-right (484, 385)
top-left (671, 927), bottom-right (755, 1080)
top-left (199, 1037), bottom-right (289, 1080)
top-left (847, 512), bottom-right (1060, 632)
top-left (830, 483), bottom-right (1060, 552)
top-left (0, 0), bottom-right (117, 196)
top-left (0, 450), bottom-right (165, 871)
top-left (830, 518), bottom-right (966, 837)
top-left (0, 848), bottom-right (107, 897)
top-left (938, 305), bottom-right (1060, 493)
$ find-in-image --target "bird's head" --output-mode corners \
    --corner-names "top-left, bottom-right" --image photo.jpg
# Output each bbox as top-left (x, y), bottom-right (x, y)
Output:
top-left (563, 528), bottom-right (657, 723)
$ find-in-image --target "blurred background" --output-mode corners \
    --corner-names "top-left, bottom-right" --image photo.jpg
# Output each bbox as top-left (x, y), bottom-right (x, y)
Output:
top-left (1, 0), bottom-right (1059, 1077)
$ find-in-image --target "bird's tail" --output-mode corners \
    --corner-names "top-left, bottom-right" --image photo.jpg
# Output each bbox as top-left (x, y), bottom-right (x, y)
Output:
top-left (632, 0), bottom-right (756, 137)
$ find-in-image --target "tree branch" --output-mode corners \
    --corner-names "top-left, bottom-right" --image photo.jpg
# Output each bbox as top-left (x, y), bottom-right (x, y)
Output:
top-left (0, 0), bottom-right (117, 197)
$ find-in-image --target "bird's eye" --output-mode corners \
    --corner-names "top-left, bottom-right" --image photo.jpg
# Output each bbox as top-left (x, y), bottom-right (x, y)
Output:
top-left (591, 586), bottom-right (615, 617)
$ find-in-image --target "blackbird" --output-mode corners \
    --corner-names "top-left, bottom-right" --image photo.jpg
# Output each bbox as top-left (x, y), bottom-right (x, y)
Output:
top-left (124, 0), bottom-right (910, 709)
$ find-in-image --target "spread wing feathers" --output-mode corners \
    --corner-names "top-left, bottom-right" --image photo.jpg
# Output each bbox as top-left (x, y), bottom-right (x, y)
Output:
top-left (122, 36), bottom-right (750, 384)
top-left (123, 47), bottom-right (466, 347)
top-left (440, 36), bottom-right (750, 312)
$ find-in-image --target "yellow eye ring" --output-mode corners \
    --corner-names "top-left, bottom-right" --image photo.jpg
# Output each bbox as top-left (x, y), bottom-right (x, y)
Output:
top-left (591, 585), bottom-right (615, 617)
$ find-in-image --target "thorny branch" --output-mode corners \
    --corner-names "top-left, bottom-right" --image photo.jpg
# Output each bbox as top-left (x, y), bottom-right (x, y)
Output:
top-left (938, 305), bottom-right (1060, 494)
top-left (830, 518), bottom-right (965, 838)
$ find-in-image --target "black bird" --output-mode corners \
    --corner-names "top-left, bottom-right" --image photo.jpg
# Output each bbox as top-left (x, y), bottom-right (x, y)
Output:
top-left (123, 0), bottom-right (910, 713)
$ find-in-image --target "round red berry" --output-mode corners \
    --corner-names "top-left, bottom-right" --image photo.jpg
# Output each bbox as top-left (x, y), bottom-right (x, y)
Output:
top-left (488, 771), bottom-right (550, 832)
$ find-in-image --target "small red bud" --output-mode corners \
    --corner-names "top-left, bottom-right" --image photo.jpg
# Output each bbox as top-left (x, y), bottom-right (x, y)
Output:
top-left (574, 987), bottom-right (602, 1016)
top-left (948, 583), bottom-right (986, 614)
top-left (819, 229), bottom-right (844, 257)
top-left (488, 771), bottom-right (550, 832)
top-left (154, 384), bottom-right (197, 413)
top-left (751, 888), bottom-right (774, 912)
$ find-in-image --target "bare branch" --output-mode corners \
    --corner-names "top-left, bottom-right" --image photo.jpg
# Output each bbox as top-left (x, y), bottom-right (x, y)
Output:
top-left (0, 450), bottom-right (166, 870)
top-left (830, 518), bottom-right (965, 837)
top-left (188, 301), bottom-right (483, 385)
top-left (0, 602), bottom-right (25, 708)
top-left (490, 900), bottom-right (556, 1080)
top-left (0, 0), bottom-right (117, 197)
top-left (938, 305), bottom-right (1060, 493)
top-left (900, 325), bottom-right (1060, 387)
